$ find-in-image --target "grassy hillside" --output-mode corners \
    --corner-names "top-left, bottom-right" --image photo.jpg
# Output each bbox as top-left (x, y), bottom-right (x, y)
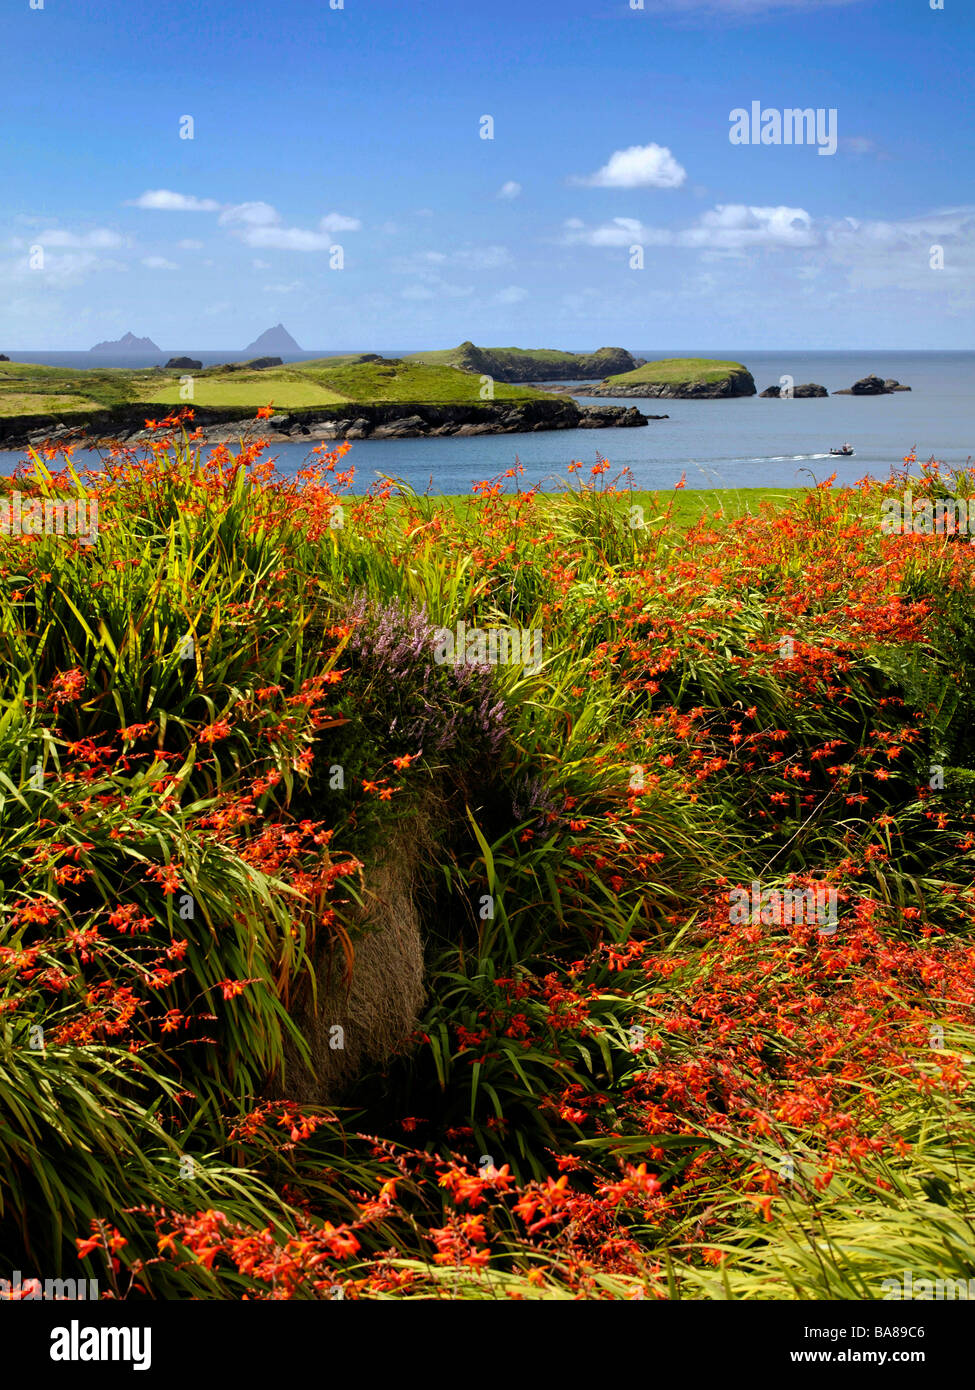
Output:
top-left (602, 357), bottom-right (749, 388)
top-left (406, 341), bottom-right (639, 382)
top-left (0, 354), bottom-right (550, 419)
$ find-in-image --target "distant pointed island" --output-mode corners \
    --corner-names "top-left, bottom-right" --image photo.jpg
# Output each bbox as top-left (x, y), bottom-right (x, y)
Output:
top-left (88, 331), bottom-right (161, 355)
top-left (242, 324), bottom-right (303, 355)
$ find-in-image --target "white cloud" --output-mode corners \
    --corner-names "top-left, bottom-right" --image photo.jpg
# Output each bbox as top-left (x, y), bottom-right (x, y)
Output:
top-left (129, 190), bottom-right (221, 212)
top-left (496, 285), bottom-right (528, 304)
top-left (563, 216), bottom-right (660, 247)
top-left (574, 143), bottom-right (686, 189)
top-left (218, 206), bottom-right (358, 250)
top-left (141, 256), bottom-right (179, 270)
top-left (319, 212), bottom-right (361, 233)
top-left (564, 205), bottom-right (815, 252)
top-left (393, 245), bottom-right (510, 273)
top-left (5, 250), bottom-right (128, 285)
top-left (682, 204), bottom-right (816, 250)
top-left (498, 181), bottom-right (522, 200)
top-left (219, 201), bottom-right (280, 227)
top-left (238, 225), bottom-right (333, 251)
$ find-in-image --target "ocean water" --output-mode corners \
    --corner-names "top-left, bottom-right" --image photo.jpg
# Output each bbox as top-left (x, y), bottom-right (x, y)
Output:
top-left (3, 350), bottom-right (971, 494)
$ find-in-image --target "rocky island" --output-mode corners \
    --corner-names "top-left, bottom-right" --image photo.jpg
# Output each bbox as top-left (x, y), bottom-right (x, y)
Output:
top-left (834, 375), bottom-right (911, 395)
top-left (242, 323), bottom-right (303, 355)
top-left (88, 331), bottom-right (161, 355)
top-left (407, 341), bottom-right (644, 382)
top-left (572, 357), bottom-right (757, 399)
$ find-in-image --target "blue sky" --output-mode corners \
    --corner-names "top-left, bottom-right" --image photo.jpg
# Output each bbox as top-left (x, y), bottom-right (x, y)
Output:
top-left (2, 0), bottom-right (972, 350)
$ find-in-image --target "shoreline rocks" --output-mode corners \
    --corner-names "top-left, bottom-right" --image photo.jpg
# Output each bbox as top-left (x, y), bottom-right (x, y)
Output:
top-left (0, 398), bottom-right (652, 452)
top-left (165, 356), bottom-right (203, 370)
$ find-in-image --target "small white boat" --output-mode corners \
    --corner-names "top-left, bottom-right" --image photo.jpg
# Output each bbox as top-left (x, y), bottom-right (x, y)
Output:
top-left (829, 444), bottom-right (855, 457)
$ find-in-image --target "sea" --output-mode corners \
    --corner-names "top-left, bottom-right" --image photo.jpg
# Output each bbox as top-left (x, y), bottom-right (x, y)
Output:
top-left (3, 349), bottom-right (971, 495)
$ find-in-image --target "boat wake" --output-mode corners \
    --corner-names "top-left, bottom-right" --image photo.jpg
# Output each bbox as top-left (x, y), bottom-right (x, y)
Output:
top-left (747, 452), bottom-right (834, 463)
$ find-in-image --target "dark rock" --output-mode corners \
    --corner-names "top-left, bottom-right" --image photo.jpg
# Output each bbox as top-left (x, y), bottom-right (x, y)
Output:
top-left (267, 414), bottom-right (290, 429)
top-left (851, 375), bottom-right (887, 395)
top-left (835, 375), bottom-right (912, 396)
top-left (0, 354), bottom-right (9, 362)
top-left (760, 383), bottom-right (828, 398)
top-left (370, 415), bottom-right (429, 438)
top-left (165, 356), bottom-right (203, 370)
top-left (245, 356), bottom-right (284, 370)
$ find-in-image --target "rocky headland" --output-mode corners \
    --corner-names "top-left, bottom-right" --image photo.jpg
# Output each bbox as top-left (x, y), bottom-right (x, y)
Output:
top-left (0, 397), bottom-right (650, 452)
top-left (407, 341), bottom-right (644, 382)
top-left (575, 360), bottom-right (757, 399)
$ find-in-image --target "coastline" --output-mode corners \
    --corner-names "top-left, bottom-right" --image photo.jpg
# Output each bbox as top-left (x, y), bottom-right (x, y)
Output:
top-left (0, 397), bottom-right (650, 453)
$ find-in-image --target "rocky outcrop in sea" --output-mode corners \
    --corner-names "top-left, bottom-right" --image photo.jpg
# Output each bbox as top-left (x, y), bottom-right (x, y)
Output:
top-left (760, 383), bottom-right (828, 398)
top-left (834, 375), bottom-right (911, 395)
top-left (580, 368), bottom-right (756, 400)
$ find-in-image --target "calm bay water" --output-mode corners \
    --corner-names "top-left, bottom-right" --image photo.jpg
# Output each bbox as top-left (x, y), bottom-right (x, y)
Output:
top-left (4, 350), bottom-right (971, 494)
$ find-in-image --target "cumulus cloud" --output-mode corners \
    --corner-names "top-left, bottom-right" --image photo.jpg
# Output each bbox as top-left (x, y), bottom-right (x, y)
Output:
top-left (129, 190), bottom-right (221, 212)
top-left (563, 216), bottom-right (663, 247)
top-left (565, 204), bottom-right (815, 252)
top-left (498, 181), bottom-right (522, 199)
top-left (239, 226), bottom-right (333, 251)
top-left (681, 204), bottom-right (816, 250)
top-left (573, 143), bottom-right (686, 189)
top-left (218, 205), bottom-right (360, 249)
top-left (141, 256), bottom-right (178, 270)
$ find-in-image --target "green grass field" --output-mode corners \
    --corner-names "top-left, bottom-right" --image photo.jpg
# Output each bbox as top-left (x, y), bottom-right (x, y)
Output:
top-left (374, 486), bottom-right (800, 525)
top-left (0, 355), bottom-right (552, 420)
